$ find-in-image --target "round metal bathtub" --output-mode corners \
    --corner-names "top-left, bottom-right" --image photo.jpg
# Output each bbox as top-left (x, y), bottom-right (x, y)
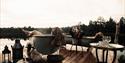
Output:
top-left (32, 35), bottom-right (59, 55)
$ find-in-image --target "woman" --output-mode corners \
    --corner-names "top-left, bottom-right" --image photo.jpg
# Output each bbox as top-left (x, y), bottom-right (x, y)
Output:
top-left (69, 26), bottom-right (84, 40)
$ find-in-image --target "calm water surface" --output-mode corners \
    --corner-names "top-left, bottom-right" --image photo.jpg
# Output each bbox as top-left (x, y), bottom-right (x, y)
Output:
top-left (0, 39), bottom-right (30, 54)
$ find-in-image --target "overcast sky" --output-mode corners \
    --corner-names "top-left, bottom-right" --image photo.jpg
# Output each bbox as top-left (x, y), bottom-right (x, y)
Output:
top-left (0, 0), bottom-right (125, 28)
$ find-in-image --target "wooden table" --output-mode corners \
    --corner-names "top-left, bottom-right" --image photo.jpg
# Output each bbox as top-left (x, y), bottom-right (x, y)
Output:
top-left (90, 43), bottom-right (124, 63)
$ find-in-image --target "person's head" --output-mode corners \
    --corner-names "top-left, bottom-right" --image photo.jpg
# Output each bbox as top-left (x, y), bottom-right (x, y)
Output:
top-left (98, 32), bottom-right (103, 36)
top-left (94, 32), bottom-right (104, 42)
top-left (51, 27), bottom-right (63, 35)
top-left (95, 32), bottom-right (104, 39)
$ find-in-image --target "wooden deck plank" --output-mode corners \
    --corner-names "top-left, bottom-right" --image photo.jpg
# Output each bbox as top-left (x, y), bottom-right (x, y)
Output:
top-left (60, 47), bottom-right (96, 63)
top-left (59, 44), bottom-right (116, 63)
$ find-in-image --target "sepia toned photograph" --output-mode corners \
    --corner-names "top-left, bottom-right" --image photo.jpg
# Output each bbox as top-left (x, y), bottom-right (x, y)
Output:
top-left (0, 0), bottom-right (125, 63)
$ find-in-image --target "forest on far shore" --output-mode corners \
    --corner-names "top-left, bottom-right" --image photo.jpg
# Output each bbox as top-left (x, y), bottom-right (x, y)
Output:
top-left (0, 17), bottom-right (125, 45)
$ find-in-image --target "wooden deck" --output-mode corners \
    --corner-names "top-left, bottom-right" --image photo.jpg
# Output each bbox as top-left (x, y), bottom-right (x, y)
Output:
top-left (60, 48), bottom-right (96, 63)
top-left (59, 45), bottom-right (118, 63)
top-left (0, 44), bottom-right (117, 63)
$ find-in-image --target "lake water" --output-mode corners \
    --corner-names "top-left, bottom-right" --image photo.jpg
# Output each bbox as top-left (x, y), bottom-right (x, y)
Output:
top-left (0, 39), bottom-right (30, 54)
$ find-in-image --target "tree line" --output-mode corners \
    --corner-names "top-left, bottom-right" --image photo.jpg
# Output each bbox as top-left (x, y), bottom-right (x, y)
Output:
top-left (0, 26), bottom-right (35, 40)
top-left (62, 17), bottom-right (125, 45)
top-left (62, 17), bottom-right (125, 35)
top-left (0, 17), bottom-right (125, 44)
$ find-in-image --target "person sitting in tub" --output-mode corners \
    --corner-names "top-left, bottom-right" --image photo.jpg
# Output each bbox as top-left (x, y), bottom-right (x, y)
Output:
top-left (51, 27), bottom-right (65, 47)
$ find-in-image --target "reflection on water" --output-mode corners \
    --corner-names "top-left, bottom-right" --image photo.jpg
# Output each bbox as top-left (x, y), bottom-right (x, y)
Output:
top-left (0, 39), bottom-right (30, 53)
